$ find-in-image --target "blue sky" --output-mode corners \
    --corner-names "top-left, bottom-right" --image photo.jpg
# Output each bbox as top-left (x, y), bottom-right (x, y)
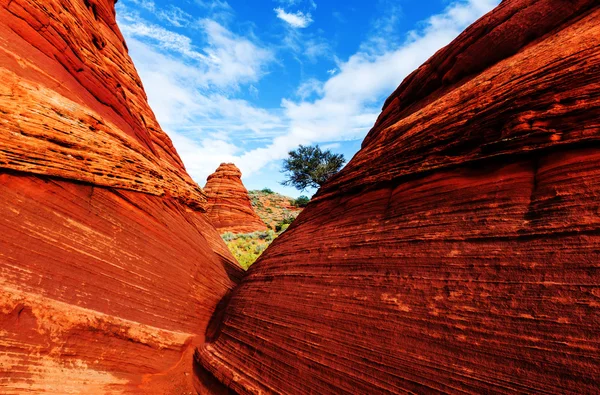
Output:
top-left (115, 0), bottom-right (498, 198)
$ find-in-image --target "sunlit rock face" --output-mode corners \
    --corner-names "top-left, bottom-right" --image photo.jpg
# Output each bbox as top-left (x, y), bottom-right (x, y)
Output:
top-left (0, 0), bottom-right (241, 393)
top-left (196, 0), bottom-right (600, 393)
top-left (204, 163), bottom-right (268, 234)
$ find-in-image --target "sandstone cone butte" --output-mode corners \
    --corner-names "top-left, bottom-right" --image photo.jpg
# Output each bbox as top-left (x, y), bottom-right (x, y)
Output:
top-left (204, 163), bottom-right (268, 234)
top-left (196, 0), bottom-right (600, 393)
top-left (0, 0), bottom-right (241, 393)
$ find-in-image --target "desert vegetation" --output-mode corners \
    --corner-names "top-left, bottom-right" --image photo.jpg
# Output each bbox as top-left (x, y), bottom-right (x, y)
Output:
top-left (223, 189), bottom-right (308, 269)
top-left (249, 189), bottom-right (304, 229)
top-left (222, 230), bottom-right (275, 270)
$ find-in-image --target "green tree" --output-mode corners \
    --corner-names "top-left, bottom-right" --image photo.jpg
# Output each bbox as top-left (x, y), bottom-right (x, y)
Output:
top-left (280, 145), bottom-right (345, 191)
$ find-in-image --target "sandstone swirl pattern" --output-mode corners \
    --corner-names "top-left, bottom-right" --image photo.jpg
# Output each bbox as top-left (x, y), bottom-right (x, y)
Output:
top-left (0, 0), bottom-right (241, 393)
top-left (196, 1), bottom-right (600, 394)
top-left (204, 163), bottom-right (268, 234)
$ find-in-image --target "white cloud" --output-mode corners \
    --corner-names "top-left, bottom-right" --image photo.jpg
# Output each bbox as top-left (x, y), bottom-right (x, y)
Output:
top-left (361, 0), bottom-right (403, 53)
top-left (127, 0), bottom-right (155, 11)
top-left (117, 0), bottom-right (499, 186)
top-left (123, 37), bottom-right (286, 182)
top-left (303, 38), bottom-right (330, 62)
top-left (128, 38), bottom-right (281, 131)
top-left (296, 78), bottom-right (323, 100)
top-left (275, 0), bottom-right (317, 9)
top-left (159, 6), bottom-right (192, 27)
top-left (195, 0), bottom-right (232, 10)
top-left (274, 8), bottom-right (313, 28)
top-left (321, 142), bottom-right (341, 150)
top-left (126, 0), bottom-right (192, 27)
top-left (119, 20), bottom-right (209, 62)
top-left (223, 0), bottom-right (500, 178)
top-left (274, 19), bottom-right (330, 65)
top-left (200, 20), bottom-right (274, 87)
top-left (118, 16), bottom-right (273, 89)
top-left (248, 85), bottom-right (259, 98)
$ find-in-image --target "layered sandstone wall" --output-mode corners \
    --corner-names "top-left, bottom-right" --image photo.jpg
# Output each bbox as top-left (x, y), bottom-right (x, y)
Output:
top-left (0, 0), bottom-right (240, 393)
top-left (197, 1), bottom-right (600, 393)
top-left (2, 0), bottom-right (600, 393)
top-left (204, 163), bottom-right (268, 234)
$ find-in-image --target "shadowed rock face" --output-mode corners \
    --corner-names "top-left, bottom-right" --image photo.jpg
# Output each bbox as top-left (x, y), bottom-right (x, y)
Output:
top-left (204, 163), bottom-right (268, 234)
top-left (0, 0), bottom-right (241, 393)
top-left (196, 1), bottom-right (600, 394)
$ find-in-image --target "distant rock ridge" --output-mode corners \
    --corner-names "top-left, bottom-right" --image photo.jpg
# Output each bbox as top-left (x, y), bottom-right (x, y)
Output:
top-left (204, 163), bottom-right (268, 234)
top-left (249, 189), bottom-right (303, 230)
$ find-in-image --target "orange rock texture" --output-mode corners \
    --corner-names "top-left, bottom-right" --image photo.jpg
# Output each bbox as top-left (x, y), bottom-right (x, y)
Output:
top-left (0, 0), bottom-right (240, 393)
top-left (204, 163), bottom-right (268, 234)
top-left (197, 1), bottom-right (600, 393)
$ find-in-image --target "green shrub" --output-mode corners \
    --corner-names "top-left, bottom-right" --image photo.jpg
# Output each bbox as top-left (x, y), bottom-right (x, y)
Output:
top-left (275, 217), bottom-right (294, 232)
top-left (221, 230), bottom-right (279, 270)
top-left (261, 188), bottom-right (274, 194)
top-left (278, 223), bottom-right (290, 233)
top-left (258, 230), bottom-right (275, 242)
top-left (294, 195), bottom-right (310, 207)
top-left (221, 232), bottom-right (235, 242)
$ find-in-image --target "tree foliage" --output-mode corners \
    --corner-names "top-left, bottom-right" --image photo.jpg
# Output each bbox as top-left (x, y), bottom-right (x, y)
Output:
top-left (294, 195), bottom-right (310, 207)
top-left (280, 145), bottom-right (345, 191)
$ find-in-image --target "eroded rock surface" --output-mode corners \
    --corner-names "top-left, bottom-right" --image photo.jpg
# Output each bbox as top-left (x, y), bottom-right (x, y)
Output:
top-left (204, 163), bottom-right (268, 234)
top-left (197, 1), bottom-right (600, 393)
top-left (0, 0), bottom-right (240, 393)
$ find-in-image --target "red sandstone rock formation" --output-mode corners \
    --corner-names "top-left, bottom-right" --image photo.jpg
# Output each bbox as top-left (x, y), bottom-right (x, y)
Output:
top-left (0, 0), bottom-right (240, 393)
top-left (197, 1), bottom-right (600, 393)
top-left (3, 0), bottom-right (600, 393)
top-left (204, 163), bottom-right (268, 234)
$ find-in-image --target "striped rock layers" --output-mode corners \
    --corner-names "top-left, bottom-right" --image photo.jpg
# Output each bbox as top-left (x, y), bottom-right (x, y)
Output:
top-left (196, 1), bottom-right (600, 394)
top-left (0, 0), bottom-right (241, 393)
top-left (204, 163), bottom-right (268, 234)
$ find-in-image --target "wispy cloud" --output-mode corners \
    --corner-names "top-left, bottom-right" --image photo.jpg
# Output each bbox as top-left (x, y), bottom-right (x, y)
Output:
top-left (119, 20), bottom-right (209, 62)
top-left (195, 0), bottom-right (232, 9)
top-left (296, 78), bottom-right (323, 100)
top-left (274, 8), bottom-right (313, 28)
top-left (118, 12), bottom-right (273, 89)
top-left (361, 0), bottom-right (403, 53)
top-left (229, 0), bottom-right (500, 177)
top-left (303, 38), bottom-right (330, 62)
top-left (116, 0), bottom-right (499, 186)
top-left (275, 0), bottom-right (317, 9)
top-left (159, 6), bottom-right (192, 27)
top-left (127, 0), bottom-right (192, 27)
